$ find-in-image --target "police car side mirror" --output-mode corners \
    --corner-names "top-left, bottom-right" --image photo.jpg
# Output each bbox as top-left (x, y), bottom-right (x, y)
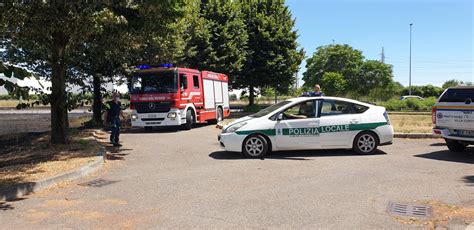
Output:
top-left (277, 113), bottom-right (283, 121)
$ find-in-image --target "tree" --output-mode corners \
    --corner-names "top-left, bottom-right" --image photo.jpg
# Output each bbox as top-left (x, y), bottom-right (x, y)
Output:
top-left (2, 1), bottom-right (185, 138)
top-left (238, 0), bottom-right (304, 106)
top-left (71, 8), bottom-right (130, 123)
top-left (1, 2), bottom-right (103, 143)
top-left (442, 79), bottom-right (460, 89)
top-left (184, 0), bottom-right (248, 84)
top-left (321, 72), bottom-right (346, 96)
top-left (358, 60), bottom-right (394, 99)
top-left (303, 44), bottom-right (364, 90)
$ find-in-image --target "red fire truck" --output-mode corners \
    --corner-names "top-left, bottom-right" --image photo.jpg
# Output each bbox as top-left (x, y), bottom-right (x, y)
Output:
top-left (129, 64), bottom-right (230, 130)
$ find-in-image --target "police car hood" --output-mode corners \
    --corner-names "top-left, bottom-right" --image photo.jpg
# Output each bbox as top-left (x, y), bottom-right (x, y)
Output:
top-left (223, 116), bottom-right (255, 129)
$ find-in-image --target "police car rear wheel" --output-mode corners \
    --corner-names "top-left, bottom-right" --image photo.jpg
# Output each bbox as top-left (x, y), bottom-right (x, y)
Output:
top-left (353, 132), bottom-right (378, 154)
top-left (242, 134), bottom-right (269, 158)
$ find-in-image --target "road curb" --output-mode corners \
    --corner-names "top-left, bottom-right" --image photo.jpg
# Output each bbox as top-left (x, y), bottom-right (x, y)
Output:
top-left (394, 133), bottom-right (441, 139)
top-left (0, 151), bottom-right (105, 201)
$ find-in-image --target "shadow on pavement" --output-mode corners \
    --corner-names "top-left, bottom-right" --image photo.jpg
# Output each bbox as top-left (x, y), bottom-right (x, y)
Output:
top-left (209, 149), bottom-right (387, 161)
top-left (414, 149), bottom-right (474, 164)
top-left (0, 202), bottom-right (13, 211)
top-left (462, 176), bottom-right (474, 186)
top-left (430, 142), bottom-right (446, 146)
top-left (104, 147), bottom-right (132, 161)
top-left (122, 123), bottom-right (213, 134)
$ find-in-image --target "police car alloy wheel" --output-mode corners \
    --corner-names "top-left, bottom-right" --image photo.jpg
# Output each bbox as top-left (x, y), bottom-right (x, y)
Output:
top-left (353, 131), bottom-right (378, 154)
top-left (242, 134), bottom-right (269, 158)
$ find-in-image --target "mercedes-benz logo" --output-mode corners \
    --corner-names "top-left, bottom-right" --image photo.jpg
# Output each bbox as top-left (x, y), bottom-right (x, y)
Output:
top-left (148, 102), bottom-right (156, 110)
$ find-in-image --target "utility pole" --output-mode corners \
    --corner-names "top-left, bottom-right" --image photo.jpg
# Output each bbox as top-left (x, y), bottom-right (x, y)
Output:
top-left (380, 47), bottom-right (385, 63)
top-left (409, 23), bottom-right (413, 96)
top-left (331, 39), bottom-right (335, 45)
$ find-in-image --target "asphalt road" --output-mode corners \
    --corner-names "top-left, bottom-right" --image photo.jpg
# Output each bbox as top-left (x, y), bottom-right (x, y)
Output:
top-left (0, 109), bottom-right (91, 135)
top-left (0, 124), bottom-right (473, 229)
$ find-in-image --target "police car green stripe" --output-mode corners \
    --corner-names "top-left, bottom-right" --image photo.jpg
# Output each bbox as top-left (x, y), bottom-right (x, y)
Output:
top-left (235, 122), bottom-right (388, 136)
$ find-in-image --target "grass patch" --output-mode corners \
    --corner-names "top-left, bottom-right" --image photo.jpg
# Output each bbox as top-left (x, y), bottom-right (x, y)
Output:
top-left (0, 100), bottom-right (21, 108)
top-left (389, 114), bottom-right (432, 133)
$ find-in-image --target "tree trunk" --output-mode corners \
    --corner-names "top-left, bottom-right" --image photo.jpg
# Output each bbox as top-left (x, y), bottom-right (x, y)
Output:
top-left (50, 32), bottom-right (68, 144)
top-left (92, 75), bottom-right (103, 123)
top-left (248, 85), bottom-right (255, 106)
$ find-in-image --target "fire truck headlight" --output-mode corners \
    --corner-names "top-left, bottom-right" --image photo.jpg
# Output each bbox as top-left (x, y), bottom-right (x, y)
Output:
top-left (131, 114), bottom-right (138, 120)
top-left (167, 112), bottom-right (177, 119)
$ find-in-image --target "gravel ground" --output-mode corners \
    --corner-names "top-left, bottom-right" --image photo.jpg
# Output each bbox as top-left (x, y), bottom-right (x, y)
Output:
top-left (0, 125), bottom-right (472, 229)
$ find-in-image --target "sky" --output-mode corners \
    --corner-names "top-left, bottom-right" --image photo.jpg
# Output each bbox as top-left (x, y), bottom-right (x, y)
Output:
top-left (286, 0), bottom-right (473, 87)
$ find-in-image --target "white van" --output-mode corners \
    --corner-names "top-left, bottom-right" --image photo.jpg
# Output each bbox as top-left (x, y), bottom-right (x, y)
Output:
top-left (432, 86), bottom-right (474, 152)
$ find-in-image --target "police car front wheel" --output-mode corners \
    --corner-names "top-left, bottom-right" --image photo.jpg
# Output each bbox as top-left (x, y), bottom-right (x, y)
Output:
top-left (242, 134), bottom-right (269, 158)
top-left (353, 131), bottom-right (378, 154)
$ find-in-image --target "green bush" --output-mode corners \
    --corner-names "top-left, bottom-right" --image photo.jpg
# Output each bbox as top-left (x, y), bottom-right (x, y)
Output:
top-left (379, 97), bottom-right (436, 112)
top-left (229, 94), bottom-right (237, 101)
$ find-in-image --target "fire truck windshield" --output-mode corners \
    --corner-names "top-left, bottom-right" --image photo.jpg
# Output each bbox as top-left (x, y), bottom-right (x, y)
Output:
top-left (131, 72), bottom-right (177, 94)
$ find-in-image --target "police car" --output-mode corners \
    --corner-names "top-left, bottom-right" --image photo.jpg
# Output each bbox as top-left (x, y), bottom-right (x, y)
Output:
top-left (218, 97), bottom-right (394, 158)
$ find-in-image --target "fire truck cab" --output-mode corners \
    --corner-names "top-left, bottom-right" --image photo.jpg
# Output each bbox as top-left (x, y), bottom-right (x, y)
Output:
top-left (129, 64), bottom-right (230, 130)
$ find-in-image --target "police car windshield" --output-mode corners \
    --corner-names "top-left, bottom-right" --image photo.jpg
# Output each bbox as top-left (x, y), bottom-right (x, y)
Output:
top-left (131, 72), bottom-right (177, 94)
top-left (250, 101), bottom-right (292, 118)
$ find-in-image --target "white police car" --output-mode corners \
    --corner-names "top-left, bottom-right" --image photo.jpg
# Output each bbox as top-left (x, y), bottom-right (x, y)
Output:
top-left (218, 97), bottom-right (394, 158)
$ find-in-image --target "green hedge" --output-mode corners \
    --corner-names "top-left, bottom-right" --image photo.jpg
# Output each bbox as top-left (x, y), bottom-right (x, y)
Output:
top-left (379, 97), bottom-right (436, 112)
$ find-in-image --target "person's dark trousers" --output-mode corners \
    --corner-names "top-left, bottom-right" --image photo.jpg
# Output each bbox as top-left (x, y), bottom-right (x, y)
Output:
top-left (109, 117), bottom-right (121, 144)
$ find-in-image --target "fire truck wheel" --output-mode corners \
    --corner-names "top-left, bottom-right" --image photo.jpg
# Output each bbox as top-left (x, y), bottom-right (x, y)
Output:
top-left (210, 107), bottom-right (223, 124)
top-left (183, 109), bottom-right (194, 130)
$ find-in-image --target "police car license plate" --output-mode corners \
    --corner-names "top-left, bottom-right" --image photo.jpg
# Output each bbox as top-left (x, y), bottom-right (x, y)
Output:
top-left (458, 130), bottom-right (474, 137)
top-left (148, 114), bottom-right (157, 118)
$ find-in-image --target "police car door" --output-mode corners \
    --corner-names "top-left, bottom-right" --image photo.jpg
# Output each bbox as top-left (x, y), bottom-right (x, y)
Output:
top-left (274, 100), bottom-right (321, 150)
top-left (318, 99), bottom-right (361, 148)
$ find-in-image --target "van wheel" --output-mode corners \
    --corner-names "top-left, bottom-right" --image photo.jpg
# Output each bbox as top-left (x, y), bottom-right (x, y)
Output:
top-left (446, 139), bottom-right (467, 152)
top-left (182, 110), bottom-right (194, 130)
top-left (353, 131), bottom-right (378, 154)
top-left (242, 134), bottom-right (269, 158)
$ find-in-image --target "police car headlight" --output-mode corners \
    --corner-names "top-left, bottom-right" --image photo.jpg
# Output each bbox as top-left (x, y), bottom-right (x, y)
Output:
top-left (224, 122), bottom-right (247, 133)
top-left (131, 114), bottom-right (138, 120)
top-left (167, 112), bottom-right (177, 118)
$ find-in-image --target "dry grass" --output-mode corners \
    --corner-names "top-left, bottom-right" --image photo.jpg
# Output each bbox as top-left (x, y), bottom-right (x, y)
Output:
top-left (0, 100), bottom-right (21, 107)
top-left (0, 129), bottom-right (101, 186)
top-left (389, 114), bottom-right (432, 133)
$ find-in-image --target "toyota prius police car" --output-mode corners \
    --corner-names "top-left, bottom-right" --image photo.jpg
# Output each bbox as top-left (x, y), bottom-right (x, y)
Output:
top-left (218, 97), bottom-right (394, 158)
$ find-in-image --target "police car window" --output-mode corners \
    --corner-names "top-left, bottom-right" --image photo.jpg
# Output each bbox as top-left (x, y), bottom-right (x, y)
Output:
top-left (282, 101), bottom-right (316, 120)
top-left (321, 100), bottom-right (354, 116)
top-left (353, 103), bottom-right (369, 113)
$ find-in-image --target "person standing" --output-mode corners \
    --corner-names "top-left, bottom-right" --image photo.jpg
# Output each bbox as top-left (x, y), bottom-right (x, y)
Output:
top-left (301, 84), bottom-right (325, 97)
top-left (103, 92), bottom-right (126, 147)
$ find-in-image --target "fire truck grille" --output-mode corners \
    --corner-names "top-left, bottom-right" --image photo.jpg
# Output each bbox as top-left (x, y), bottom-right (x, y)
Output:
top-left (134, 102), bottom-right (172, 113)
